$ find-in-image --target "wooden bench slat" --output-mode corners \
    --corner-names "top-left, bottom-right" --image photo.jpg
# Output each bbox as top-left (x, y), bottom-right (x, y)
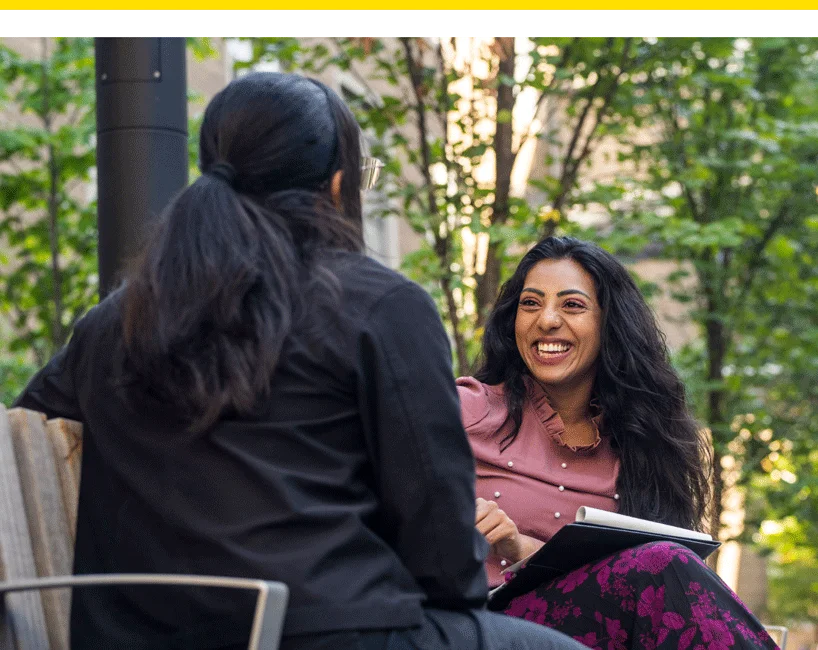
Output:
top-left (44, 419), bottom-right (82, 542)
top-left (0, 406), bottom-right (52, 650)
top-left (6, 409), bottom-right (71, 650)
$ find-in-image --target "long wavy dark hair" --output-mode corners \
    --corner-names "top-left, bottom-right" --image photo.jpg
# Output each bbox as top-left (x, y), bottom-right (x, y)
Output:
top-left (476, 237), bottom-right (712, 531)
top-left (119, 72), bottom-right (364, 432)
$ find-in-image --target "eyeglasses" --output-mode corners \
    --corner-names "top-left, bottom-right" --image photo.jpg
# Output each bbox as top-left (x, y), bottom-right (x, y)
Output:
top-left (361, 157), bottom-right (385, 191)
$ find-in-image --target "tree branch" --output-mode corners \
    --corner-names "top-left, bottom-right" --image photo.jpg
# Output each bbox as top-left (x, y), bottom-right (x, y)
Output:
top-left (331, 39), bottom-right (381, 105)
top-left (400, 37), bottom-right (468, 374)
top-left (551, 38), bottom-right (634, 217)
top-left (664, 99), bottom-right (703, 224)
top-left (41, 38), bottom-right (65, 352)
top-left (514, 38), bottom-right (578, 161)
top-left (435, 38), bottom-right (452, 135)
top-left (492, 37), bottom-right (515, 226)
top-left (400, 38), bottom-right (438, 219)
top-left (731, 201), bottom-right (791, 315)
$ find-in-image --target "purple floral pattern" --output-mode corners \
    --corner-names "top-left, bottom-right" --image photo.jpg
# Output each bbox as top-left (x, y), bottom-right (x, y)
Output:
top-left (503, 542), bottom-right (778, 650)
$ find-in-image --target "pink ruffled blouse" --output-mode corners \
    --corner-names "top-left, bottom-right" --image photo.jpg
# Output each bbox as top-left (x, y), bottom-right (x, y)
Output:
top-left (457, 376), bottom-right (621, 587)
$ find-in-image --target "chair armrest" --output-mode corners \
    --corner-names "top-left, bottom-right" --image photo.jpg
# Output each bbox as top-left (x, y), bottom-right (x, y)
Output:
top-left (0, 574), bottom-right (288, 650)
top-left (763, 625), bottom-right (788, 650)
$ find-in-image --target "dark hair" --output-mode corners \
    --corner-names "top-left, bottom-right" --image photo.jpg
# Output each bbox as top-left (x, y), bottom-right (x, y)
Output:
top-left (120, 72), bottom-right (364, 432)
top-left (475, 236), bottom-right (712, 531)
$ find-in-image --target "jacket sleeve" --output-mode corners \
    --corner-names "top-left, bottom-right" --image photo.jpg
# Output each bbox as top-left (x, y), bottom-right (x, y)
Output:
top-left (12, 316), bottom-right (86, 422)
top-left (356, 281), bottom-right (489, 610)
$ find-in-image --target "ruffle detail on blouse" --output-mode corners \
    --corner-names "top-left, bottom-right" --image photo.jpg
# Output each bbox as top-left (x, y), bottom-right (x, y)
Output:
top-left (525, 377), bottom-right (603, 454)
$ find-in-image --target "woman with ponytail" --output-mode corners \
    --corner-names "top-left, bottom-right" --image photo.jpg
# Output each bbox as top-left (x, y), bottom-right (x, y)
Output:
top-left (14, 73), bottom-right (584, 650)
top-left (461, 236), bottom-right (777, 649)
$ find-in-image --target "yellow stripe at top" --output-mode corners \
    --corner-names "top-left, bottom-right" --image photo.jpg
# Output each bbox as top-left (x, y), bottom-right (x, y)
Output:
top-left (1, 1), bottom-right (818, 9)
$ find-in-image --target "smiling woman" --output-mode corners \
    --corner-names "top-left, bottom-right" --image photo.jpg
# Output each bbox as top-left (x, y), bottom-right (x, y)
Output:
top-left (514, 259), bottom-right (601, 447)
top-left (512, 259), bottom-right (603, 453)
top-left (457, 236), bottom-right (778, 650)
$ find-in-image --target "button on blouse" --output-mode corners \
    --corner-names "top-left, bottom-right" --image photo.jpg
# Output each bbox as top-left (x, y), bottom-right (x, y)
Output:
top-left (457, 376), bottom-right (621, 587)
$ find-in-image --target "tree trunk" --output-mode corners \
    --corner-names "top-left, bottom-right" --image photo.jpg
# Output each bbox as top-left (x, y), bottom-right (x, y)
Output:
top-left (708, 450), bottom-right (724, 571)
top-left (441, 273), bottom-right (469, 377)
top-left (475, 37), bottom-right (515, 329)
top-left (475, 241), bottom-right (501, 332)
top-left (705, 292), bottom-right (727, 569)
top-left (41, 38), bottom-right (65, 352)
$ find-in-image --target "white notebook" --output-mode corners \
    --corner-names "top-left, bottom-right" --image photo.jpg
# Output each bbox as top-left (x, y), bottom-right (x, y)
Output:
top-left (575, 506), bottom-right (713, 542)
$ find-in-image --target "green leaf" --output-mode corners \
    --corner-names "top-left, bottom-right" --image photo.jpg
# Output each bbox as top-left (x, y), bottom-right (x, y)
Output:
top-left (496, 109), bottom-right (512, 124)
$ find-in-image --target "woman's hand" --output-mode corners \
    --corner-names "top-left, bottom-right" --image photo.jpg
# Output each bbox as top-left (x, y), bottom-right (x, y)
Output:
top-left (475, 497), bottom-right (542, 563)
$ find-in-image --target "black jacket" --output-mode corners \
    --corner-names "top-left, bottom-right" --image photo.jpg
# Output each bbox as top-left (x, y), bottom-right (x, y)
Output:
top-left (15, 252), bottom-right (489, 648)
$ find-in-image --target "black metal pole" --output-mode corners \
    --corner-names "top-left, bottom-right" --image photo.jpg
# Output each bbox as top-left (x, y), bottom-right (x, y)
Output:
top-left (95, 37), bottom-right (188, 298)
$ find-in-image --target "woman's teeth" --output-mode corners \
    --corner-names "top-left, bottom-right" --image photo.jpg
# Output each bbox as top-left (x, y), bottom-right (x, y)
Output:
top-left (537, 342), bottom-right (570, 354)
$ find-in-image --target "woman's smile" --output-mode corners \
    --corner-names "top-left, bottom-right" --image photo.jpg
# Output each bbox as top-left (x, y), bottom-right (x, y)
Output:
top-left (531, 339), bottom-right (574, 365)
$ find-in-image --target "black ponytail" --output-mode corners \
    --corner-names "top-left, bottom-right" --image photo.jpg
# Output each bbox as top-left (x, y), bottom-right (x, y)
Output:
top-left (120, 72), bottom-right (363, 432)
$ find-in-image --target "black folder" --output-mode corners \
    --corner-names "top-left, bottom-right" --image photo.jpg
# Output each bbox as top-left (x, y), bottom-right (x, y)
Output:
top-left (486, 521), bottom-right (721, 611)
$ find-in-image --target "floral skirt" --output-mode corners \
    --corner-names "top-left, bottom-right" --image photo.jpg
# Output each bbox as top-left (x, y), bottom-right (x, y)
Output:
top-left (502, 542), bottom-right (778, 650)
